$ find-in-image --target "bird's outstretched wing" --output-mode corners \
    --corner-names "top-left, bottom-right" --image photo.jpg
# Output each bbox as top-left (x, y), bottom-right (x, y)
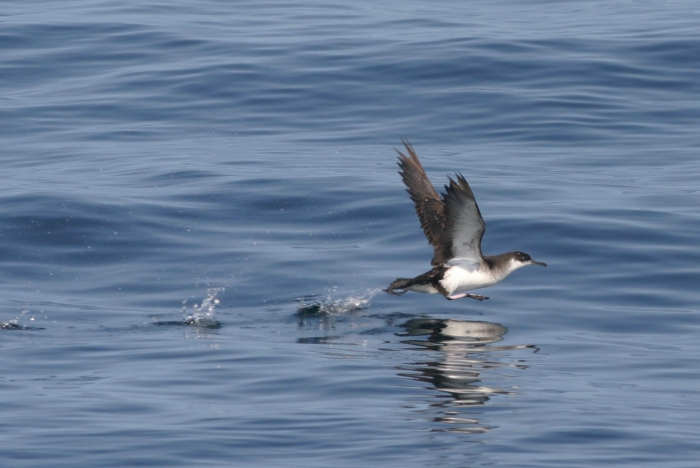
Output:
top-left (396, 141), bottom-right (485, 268)
top-left (396, 140), bottom-right (451, 266)
top-left (442, 173), bottom-right (485, 268)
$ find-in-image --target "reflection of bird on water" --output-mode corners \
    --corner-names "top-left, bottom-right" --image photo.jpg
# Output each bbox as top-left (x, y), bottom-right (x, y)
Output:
top-left (386, 141), bottom-right (546, 301)
top-left (397, 318), bottom-right (528, 411)
top-left (399, 318), bottom-right (508, 346)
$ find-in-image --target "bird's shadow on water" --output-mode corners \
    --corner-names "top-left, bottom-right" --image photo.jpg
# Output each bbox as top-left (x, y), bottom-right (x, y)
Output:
top-left (293, 290), bottom-right (538, 434)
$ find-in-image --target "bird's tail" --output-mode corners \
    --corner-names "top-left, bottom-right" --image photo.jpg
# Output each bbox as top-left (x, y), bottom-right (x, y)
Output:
top-left (385, 278), bottom-right (412, 295)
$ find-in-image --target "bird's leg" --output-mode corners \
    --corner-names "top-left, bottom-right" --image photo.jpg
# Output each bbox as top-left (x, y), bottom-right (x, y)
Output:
top-left (447, 293), bottom-right (489, 301)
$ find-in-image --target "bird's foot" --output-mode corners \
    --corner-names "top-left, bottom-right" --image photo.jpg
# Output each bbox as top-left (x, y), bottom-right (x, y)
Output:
top-left (447, 293), bottom-right (489, 301)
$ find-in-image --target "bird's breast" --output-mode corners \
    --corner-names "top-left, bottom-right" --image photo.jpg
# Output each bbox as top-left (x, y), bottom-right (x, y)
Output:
top-left (439, 265), bottom-right (500, 294)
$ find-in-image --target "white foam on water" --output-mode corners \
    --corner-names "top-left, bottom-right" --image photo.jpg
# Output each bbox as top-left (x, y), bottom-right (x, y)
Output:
top-left (183, 288), bottom-right (224, 327)
top-left (297, 287), bottom-right (381, 316)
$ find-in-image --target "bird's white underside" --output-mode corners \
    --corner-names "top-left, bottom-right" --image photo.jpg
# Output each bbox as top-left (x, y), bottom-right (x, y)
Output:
top-left (404, 258), bottom-right (530, 296)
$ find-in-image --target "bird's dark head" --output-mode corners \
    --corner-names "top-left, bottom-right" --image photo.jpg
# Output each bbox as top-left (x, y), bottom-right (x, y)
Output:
top-left (512, 251), bottom-right (547, 267)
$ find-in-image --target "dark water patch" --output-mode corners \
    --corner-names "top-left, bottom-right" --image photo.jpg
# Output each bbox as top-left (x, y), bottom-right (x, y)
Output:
top-left (151, 319), bottom-right (221, 329)
top-left (1, 322), bottom-right (44, 331)
top-left (297, 335), bottom-right (353, 345)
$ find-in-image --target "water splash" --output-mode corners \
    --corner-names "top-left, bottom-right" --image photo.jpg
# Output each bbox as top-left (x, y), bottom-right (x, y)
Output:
top-left (183, 288), bottom-right (223, 327)
top-left (1, 309), bottom-right (42, 330)
top-left (296, 288), bottom-right (380, 317)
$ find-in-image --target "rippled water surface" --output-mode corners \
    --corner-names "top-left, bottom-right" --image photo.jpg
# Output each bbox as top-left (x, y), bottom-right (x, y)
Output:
top-left (2, 1), bottom-right (700, 467)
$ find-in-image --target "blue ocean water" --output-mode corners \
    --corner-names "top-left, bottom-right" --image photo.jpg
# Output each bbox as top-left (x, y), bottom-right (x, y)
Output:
top-left (2, 1), bottom-right (700, 466)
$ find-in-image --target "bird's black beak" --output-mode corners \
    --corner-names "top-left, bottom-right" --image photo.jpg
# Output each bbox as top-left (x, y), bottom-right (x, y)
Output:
top-left (531, 260), bottom-right (547, 267)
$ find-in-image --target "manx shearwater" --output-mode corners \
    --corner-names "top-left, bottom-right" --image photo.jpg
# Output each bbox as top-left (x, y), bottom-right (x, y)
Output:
top-left (386, 141), bottom-right (546, 301)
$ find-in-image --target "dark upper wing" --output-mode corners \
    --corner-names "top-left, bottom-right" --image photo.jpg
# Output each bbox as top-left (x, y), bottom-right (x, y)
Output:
top-left (442, 173), bottom-right (485, 267)
top-left (396, 140), bottom-right (451, 266)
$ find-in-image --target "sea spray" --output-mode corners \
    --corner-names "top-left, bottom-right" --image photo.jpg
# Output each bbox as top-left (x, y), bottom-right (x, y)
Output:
top-left (183, 287), bottom-right (224, 327)
top-left (296, 288), bottom-right (380, 317)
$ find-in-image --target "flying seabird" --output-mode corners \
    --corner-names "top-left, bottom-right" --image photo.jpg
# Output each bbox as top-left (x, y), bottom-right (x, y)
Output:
top-left (386, 141), bottom-right (546, 301)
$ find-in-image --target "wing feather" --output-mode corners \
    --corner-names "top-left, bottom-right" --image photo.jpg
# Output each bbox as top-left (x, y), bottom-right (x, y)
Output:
top-left (442, 174), bottom-right (485, 268)
top-left (396, 141), bottom-right (451, 266)
top-left (396, 141), bottom-right (486, 268)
